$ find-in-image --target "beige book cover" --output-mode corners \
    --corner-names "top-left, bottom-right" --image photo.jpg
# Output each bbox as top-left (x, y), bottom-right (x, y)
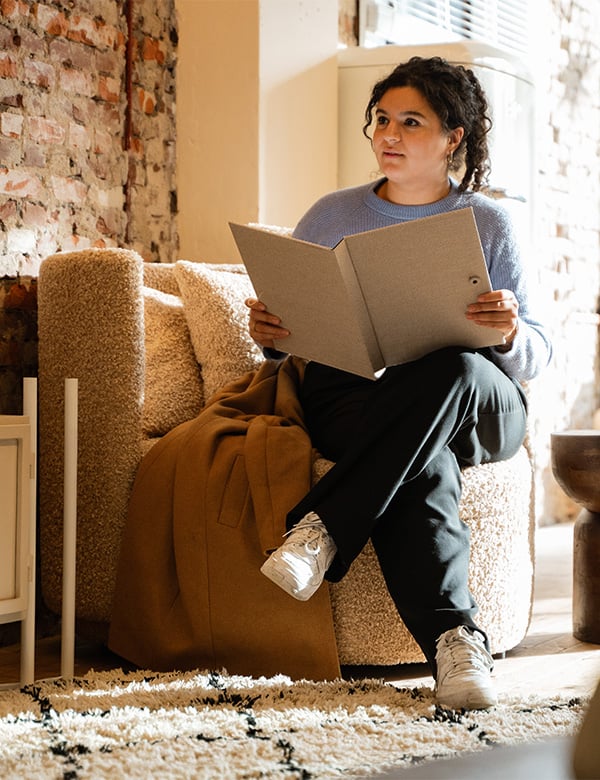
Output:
top-left (230, 208), bottom-right (503, 380)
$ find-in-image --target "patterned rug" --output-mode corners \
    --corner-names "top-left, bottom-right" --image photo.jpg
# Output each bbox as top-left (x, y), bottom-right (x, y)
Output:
top-left (0, 668), bottom-right (586, 779)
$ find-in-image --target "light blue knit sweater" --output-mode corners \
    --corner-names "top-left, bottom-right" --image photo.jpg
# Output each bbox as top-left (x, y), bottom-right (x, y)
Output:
top-left (291, 178), bottom-right (551, 383)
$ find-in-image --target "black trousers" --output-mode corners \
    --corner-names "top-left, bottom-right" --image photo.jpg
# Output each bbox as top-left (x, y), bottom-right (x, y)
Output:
top-left (287, 347), bottom-right (528, 674)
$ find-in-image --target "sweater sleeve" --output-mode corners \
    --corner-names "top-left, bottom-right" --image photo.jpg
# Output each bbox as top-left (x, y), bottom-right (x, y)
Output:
top-left (475, 202), bottom-right (552, 382)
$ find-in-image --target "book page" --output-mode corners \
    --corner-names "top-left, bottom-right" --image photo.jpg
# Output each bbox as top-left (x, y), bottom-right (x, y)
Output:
top-left (229, 223), bottom-right (383, 378)
top-left (343, 208), bottom-right (502, 367)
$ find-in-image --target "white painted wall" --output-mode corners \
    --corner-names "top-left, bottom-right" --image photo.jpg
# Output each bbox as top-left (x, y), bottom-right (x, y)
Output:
top-left (176, 0), bottom-right (338, 262)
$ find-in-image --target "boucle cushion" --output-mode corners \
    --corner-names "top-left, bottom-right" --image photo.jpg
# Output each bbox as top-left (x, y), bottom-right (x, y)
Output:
top-left (142, 286), bottom-right (203, 436)
top-left (142, 262), bottom-right (180, 296)
top-left (174, 261), bottom-right (264, 402)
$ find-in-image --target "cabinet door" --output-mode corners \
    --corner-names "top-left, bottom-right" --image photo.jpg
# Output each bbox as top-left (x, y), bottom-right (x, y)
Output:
top-left (0, 418), bottom-right (30, 620)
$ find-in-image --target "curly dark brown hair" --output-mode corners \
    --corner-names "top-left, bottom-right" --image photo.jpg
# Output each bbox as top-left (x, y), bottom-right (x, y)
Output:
top-left (362, 56), bottom-right (492, 192)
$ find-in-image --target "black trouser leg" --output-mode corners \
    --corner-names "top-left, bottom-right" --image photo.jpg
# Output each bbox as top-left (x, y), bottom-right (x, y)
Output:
top-left (370, 446), bottom-right (475, 673)
top-left (288, 347), bottom-right (527, 670)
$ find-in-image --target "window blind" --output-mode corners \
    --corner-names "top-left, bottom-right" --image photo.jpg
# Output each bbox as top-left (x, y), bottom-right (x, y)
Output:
top-left (361, 0), bottom-right (530, 57)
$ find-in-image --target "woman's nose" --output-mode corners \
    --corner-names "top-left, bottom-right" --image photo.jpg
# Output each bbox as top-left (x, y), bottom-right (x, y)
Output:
top-left (383, 123), bottom-right (401, 142)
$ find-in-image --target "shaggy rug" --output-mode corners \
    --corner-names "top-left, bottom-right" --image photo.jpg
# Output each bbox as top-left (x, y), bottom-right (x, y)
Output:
top-left (0, 668), bottom-right (586, 779)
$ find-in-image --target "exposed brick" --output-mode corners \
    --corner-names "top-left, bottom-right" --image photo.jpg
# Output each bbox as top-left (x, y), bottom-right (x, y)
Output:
top-left (98, 24), bottom-right (126, 52)
top-left (97, 74), bottom-right (120, 103)
top-left (0, 92), bottom-right (23, 108)
top-left (69, 121), bottom-right (91, 150)
top-left (71, 101), bottom-right (91, 126)
top-left (0, 52), bottom-right (18, 77)
top-left (35, 4), bottom-right (69, 37)
top-left (14, 28), bottom-right (47, 58)
top-left (59, 66), bottom-right (94, 97)
top-left (96, 49), bottom-right (122, 76)
top-left (0, 168), bottom-right (43, 199)
top-left (0, 0), bottom-right (178, 278)
top-left (23, 143), bottom-right (46, 168)
top-left (92, 128), bottom-right (112, 157)
top-left (96, 213), bottom-right (118, 236)
top-left (0, 199), bottom-right (17, 222)
top-left (47, 37), bottom-right (72, 65)
top-left (2, 279), bottom-right (36, 312)
top-left (96, 101), bottom-right (122, 133)
top-left (0, 112), bottom-right (23, 137)
top-left (7, 226), bottom-right (35, 254)
top-left (28, 116), bottom-right (66, 145)
top-left (59, 233), bottom-right (92, 252)
top-left (88, 156), bottom-right (111, 181)
top-left (94, 185), bottom-right (124, 210)
top-left (69, 44), bottom-right (94, 73)
top-left (67, 14), bottom-right (97, 46)
top-left (23, 58), bottom-right (56, 89)
top-left (129, 136), bottom-right (144, 156)
top-left (22, 201), bottom-right (47, 228)
top-left (142, 36), bottom-right (165, 64)
top-left (0, 0), bottom-right (28, 21)
top-left (0, 137), bottom-right (21, 166)
top-left (0, 0), bottom-right (17, 18)
top-left (137, 86), bottom-right (156, 115)
top-left (0, 23), bottom-right (13, 48)
top-left (50, 174), bottom-right (88, 203)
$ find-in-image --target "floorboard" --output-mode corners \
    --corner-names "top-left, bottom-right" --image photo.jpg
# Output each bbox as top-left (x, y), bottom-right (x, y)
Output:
top-left (1, 522), bottom-right (599, 698)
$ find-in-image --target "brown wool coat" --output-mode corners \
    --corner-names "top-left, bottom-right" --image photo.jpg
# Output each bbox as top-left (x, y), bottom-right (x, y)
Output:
top-left (108, 357), bottom-right (340, 680)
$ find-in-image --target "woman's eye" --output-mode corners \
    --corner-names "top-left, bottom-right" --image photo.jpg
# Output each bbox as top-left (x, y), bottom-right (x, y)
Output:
top-left (404, 117), bottom-right (419, 127)
top-left (375, 116), bottom-right (388, 127)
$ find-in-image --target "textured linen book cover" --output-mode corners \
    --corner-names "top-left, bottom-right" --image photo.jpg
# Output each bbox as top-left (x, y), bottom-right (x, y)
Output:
top-left (230, 208), bottom-right (502, 379)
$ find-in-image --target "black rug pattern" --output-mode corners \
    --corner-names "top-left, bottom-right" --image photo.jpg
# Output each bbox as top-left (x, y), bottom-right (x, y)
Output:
top-left (0, 669), bottom-right (586, 779)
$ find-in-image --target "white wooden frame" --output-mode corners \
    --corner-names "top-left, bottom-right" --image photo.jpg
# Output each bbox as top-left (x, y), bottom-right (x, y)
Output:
top-left (0, 377), bottom-right (37, 687)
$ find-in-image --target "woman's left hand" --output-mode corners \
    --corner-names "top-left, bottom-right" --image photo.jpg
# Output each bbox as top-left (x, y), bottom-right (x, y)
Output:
top-left (466, 289), bottom-right (519, 344)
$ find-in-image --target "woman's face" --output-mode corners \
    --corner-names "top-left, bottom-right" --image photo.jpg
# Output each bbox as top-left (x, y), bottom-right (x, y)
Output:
top-left (371, 86), bottom-right (463, 197)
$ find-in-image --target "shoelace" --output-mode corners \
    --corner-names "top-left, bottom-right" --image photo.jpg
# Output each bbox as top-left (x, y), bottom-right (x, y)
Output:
top-left (439, 634), bottom-right (491, 677)
top-left (282, 519), bottom-right (324, 538)
top-left (282, 520), bottom-right (326, 553)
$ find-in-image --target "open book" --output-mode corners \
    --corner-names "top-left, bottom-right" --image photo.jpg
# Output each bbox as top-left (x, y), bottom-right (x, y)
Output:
top-left (230, 207), bottom-right (503, 380)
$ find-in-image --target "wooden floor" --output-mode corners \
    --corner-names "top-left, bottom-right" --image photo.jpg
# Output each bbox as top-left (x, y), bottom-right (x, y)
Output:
top-left (384, 521), bottom-right (600, 699)
top-left (1, 522), bottom-right (599, 697)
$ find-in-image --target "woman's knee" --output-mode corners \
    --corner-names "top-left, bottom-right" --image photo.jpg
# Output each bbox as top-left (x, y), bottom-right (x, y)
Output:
top-left (428, 346), bottom-right (485, 378)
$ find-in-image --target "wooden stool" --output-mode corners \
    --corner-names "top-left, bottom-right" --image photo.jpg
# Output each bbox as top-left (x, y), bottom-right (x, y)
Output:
top-left (551, 430), bottom-right (600, 644)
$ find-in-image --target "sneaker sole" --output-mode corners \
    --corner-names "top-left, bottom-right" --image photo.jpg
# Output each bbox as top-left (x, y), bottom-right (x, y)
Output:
top-left (436, 689), bottom-right (498, 710)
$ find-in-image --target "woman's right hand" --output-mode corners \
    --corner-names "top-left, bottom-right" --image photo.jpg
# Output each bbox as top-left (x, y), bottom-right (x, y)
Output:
top-left (244, 298), bottom-right (290, 350)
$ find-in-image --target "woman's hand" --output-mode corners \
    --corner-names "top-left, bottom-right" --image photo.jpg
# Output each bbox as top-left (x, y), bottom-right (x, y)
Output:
top-left (466, 289), bottom-right (519, 346)
top-left (244, 298), bottom-right (290, 350)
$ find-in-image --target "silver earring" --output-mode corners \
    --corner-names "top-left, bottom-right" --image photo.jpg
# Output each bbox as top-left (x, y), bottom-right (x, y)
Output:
top-left (447, 150), bottom-right (454, 166)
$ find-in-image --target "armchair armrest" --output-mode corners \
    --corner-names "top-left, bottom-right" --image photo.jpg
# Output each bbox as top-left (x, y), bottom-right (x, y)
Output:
top-left (38, 248), bottom-right (146, 626)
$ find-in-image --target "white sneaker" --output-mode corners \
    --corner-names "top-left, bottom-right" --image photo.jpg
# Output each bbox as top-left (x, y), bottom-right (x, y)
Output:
top-left (260, 512), bottom-right (337, 601)
top-left (435, 626), bottom-right (497, 710)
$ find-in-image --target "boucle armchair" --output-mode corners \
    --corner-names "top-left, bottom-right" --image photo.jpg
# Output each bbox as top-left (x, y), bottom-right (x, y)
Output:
top-left (37, 247), bottom-right (535, 666)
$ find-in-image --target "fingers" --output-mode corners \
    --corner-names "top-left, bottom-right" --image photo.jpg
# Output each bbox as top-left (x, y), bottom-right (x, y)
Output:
top-left (245, 297), bottom-right (290, 347)
top-left (466, 289), bottom-right (518, 339)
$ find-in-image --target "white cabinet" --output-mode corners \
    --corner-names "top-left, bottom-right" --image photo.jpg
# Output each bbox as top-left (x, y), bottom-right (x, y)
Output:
top-left (0, 388), bottom-right (36, 686)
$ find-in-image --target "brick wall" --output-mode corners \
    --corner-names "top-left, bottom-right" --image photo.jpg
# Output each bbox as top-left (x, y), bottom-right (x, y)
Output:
top-left (0, 0), bottom-right (177, 277)
top-left (527, 0), bottom-right (600, 522)
top-left (0, 275), bottom-right (36, 414)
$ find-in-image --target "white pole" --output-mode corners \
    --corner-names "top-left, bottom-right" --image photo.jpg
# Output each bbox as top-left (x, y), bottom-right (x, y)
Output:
top-left (61, 378), bottom-right (78, 679)
top-left (21, 377), bottom-right (37, 685)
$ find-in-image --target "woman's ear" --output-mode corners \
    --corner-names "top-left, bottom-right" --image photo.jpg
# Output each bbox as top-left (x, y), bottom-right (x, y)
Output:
top-left (449, 126), bottom-right (465, 153)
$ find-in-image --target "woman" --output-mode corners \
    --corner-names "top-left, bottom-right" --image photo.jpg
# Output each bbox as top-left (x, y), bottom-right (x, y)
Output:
top-left (246, 56), bottom-right (551, 710)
